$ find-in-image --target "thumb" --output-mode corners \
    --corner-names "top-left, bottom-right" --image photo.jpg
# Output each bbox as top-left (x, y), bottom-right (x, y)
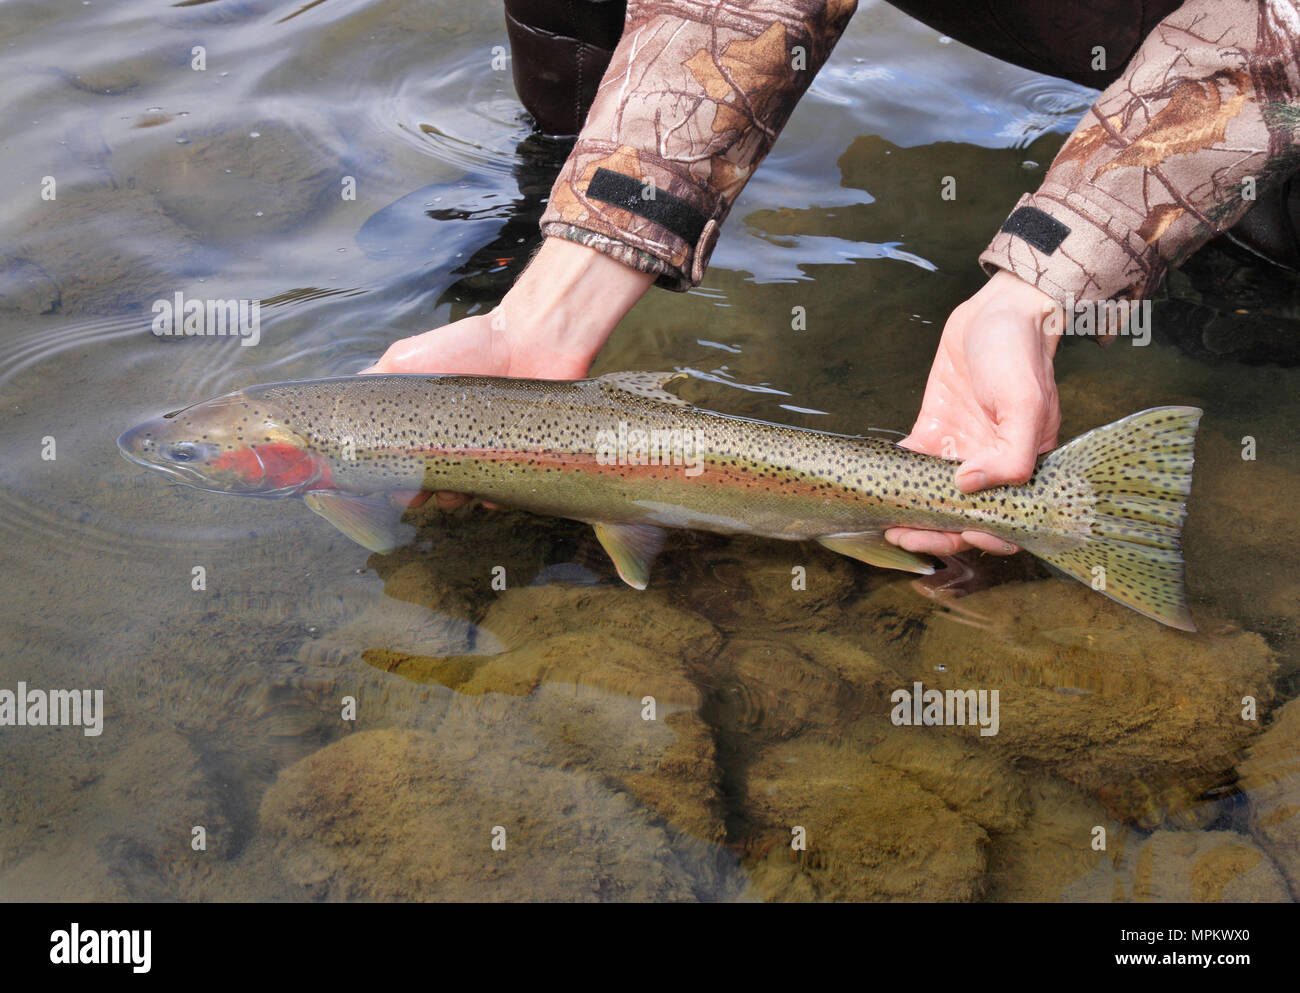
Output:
top-left (955, 417), bottom-right (1042, 492)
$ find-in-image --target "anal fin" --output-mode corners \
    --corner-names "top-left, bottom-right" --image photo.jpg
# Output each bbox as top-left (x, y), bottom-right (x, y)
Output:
top-left (817, 531), bottom-right (935, 575)
top-left (592, 522), bottom-right (667, 589)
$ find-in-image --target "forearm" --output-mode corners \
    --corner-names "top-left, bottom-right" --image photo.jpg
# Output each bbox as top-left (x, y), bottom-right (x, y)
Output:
top-left (496, 236), bottom-right (655, 368)
top-left (981, 0), bottom-right (1300, 317)
top-left (539, 0), bottom-right (860, 291)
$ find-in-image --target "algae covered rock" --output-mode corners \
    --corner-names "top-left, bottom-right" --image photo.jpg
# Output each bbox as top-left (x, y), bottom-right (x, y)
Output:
top-left (869, 732), bottom-right (1031, 834)
top-left (356, 537), bottom-right (739, 852)
top-left (708, 633), bottom-right (897, 743)
top-left (1238, 696), bottom-right (1300, 896)
top-left (743, 738), bottom-right (989, 901)
top-left (374, 583), bottom-right (722, 701)
top-left (1128, 831), bottom-right (1290, 902)
top-left (259, 727), bottom-right (745, 901)
top-left (913, 579), bottom-right (1276, 825)
top-left (983, 777), bottom-right (1114, 902)
top-left (1076, 829), bottom-right (1292, 903)
top-left (683, 545), bottom-right (858, 633)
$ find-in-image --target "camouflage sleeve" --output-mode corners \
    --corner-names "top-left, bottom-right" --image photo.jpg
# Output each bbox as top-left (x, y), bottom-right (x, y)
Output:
top-left (980, 0), bottom-right (1300, 320)
top-left (537, 0), bottom-right (860, 291)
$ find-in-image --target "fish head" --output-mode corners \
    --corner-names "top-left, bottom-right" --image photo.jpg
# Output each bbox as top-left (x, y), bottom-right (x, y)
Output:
top-left (118, 390), bottom-right (332, 496)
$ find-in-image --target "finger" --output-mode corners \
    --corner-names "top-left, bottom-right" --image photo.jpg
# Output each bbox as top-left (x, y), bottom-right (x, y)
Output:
top-left (899, 430), bottom-right (963, 460)
top-left (956, 429), bottom-right (1041, 492)
top-left (961, 393), bottom-right (1047, 489)
top-left (897, 416), bottom-right (959, 457)
top-left (389, 489), bottom-right (432, 509)
top-left (884, 526), bottom-right (972, 556)
top-left (953, 465), bottom-right (989, 493)
top-left (433, 491), bottom-right (471, 510)
top-left (961, 530), bottom-right (1019, 556)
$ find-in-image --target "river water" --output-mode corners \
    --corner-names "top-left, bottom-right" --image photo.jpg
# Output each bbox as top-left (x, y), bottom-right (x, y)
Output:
top-left (1, 0), bottom-right (1297, 901)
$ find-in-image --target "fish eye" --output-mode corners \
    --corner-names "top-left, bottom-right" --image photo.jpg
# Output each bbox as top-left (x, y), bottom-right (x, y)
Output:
top-left (165, 442), bottom-right (202, 463)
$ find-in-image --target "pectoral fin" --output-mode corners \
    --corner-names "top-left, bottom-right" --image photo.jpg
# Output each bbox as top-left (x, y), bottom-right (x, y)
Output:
top-left (817, 531), bottom-right (935, 575)
top-left (592, 522), bottom-right (667, 589)
top-left (303, 491), bottom-right (415, 554)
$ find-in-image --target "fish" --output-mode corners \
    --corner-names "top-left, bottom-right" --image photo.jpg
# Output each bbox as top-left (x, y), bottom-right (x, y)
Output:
top-left (117, 371), bottom-right (1203, 630)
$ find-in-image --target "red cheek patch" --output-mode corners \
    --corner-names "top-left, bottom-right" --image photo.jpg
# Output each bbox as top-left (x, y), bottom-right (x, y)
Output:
top-left (211, 447), bottom-right (263, 481)
top-left (253, 443), bottom-right (318, 487)
top-left (211, 443), bottom-right (332, 489)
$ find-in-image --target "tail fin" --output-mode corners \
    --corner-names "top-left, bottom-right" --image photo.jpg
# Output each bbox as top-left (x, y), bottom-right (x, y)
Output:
top-left (1032, 406), bottom-right (1202, 631)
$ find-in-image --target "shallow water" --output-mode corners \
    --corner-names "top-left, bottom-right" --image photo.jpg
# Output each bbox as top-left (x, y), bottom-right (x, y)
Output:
top-left (1, 0), bottom-right (1298, 902)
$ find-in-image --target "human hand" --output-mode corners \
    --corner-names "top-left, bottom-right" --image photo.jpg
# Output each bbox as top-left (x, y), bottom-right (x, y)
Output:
top-left (885, 268), bottom-right (1062, 557)
top-left (364, 236), bottom-right (652, 379)
top-left (363, 236), bottom-right (654, 508)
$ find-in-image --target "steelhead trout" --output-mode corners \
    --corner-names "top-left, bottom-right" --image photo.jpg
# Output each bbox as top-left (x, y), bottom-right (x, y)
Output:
top-left (118, 372), bottom-right (1202, 630)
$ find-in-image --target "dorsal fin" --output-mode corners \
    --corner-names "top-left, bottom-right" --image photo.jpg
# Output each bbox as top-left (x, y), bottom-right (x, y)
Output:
top-left (595, 371), bottom-right (692, 407)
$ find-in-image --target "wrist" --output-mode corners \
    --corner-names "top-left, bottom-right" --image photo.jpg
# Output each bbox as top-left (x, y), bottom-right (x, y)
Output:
top-left (496, 237), bottom-right (654, 366)
top-left (985, 268), bottom-right (1062, 359)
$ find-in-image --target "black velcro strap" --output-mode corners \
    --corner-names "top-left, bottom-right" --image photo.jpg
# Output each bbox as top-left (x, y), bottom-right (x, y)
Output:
top-left (1000, 206), bottom-right (1071, 255)
top-left (586, 167), bottom-right (707, 246)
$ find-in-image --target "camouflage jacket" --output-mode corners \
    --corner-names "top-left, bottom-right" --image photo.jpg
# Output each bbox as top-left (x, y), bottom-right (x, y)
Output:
top-left (537, 0), bottom-right (1300, 310)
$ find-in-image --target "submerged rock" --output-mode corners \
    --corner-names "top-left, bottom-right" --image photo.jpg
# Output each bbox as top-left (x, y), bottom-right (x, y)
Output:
top-left (913, 580), bottom-right (1276, 826)
top-left (742, 738), bottom-right (989, 901)
top-left (708, 635), bottom-right (893, 743)
top-left (868, 732), bottom-right (1031, 834)
top-left (528, 693), bottom-right (727, 845)
top-left (120, 112), bottom-right (343, 243)
top-left (371, 584), bottom-right (721, 701)
top-left (1131, 831), bottom-right (1290, 902)
top-left (683, 545), bottom-right (858, 634)
top-left (259, 727), bottom-right (744, 901)
top-left (296, 597), bottom-right (497, 669)
top-left (983, 776), bottom-right (1114, 901)
top-left (2, 183), bottom-right (200, 316)
top-left (1237, 696), bottom-right (1300, 896)
top-left (1067, 829), bottom-right (1291, 902)
top-left (0, 730), bottom-right (239, 901)
top-left (379, 583), bottom-right (728, 846)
